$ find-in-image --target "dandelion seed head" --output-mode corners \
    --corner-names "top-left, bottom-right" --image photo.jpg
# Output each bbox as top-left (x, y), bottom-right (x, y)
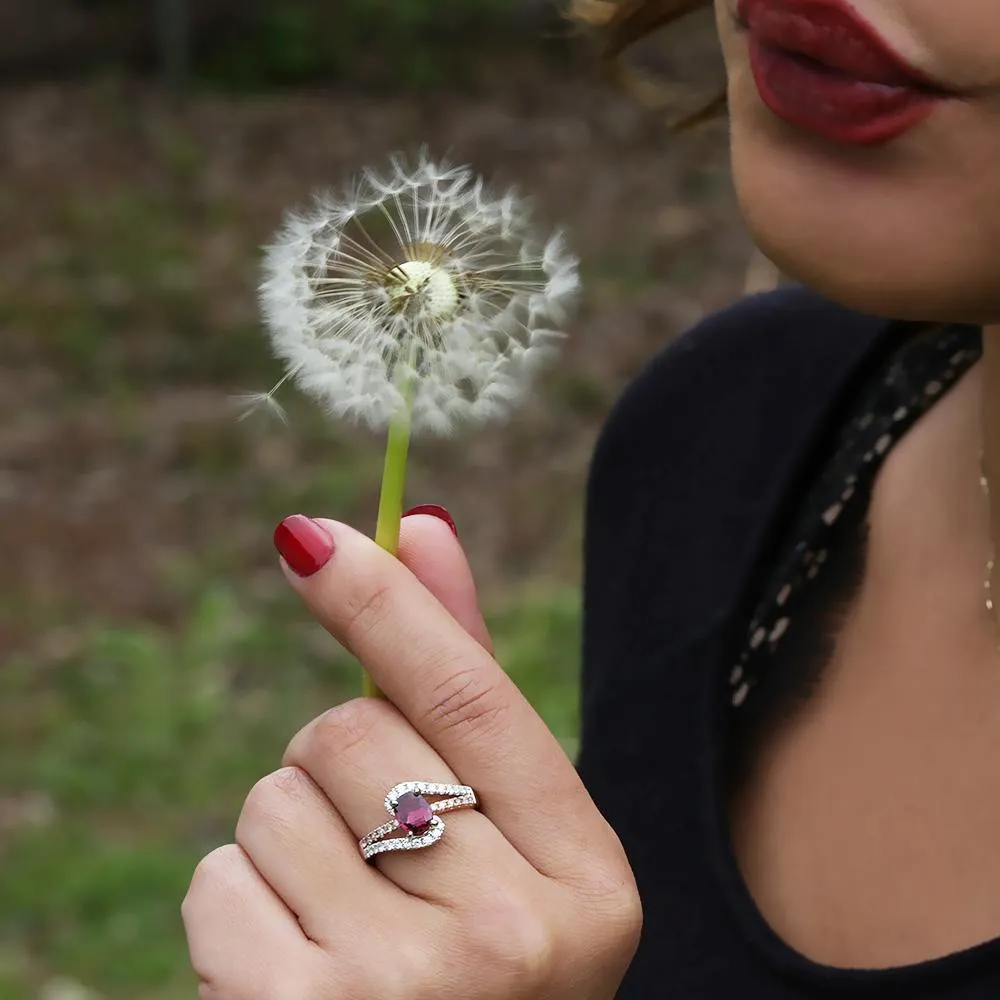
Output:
top-left (258, 149), bottom-right (580, 435)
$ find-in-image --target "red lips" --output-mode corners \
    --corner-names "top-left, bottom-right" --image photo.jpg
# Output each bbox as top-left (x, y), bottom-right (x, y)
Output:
top-left (737, 0), bottom-right (947, 144)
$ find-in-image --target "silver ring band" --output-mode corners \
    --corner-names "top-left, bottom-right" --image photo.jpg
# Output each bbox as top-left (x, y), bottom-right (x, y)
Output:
top-left (359, 781), bottom-right (478, 861)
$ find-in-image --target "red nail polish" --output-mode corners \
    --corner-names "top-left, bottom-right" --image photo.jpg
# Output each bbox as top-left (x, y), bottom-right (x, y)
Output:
top-left (402, 504), bottom-right (459, 537)
top-left (274, 515), bottom-right (335, 577)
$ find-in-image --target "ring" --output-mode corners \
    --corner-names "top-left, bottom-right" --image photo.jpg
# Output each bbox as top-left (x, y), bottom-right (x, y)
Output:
top-left (358, 780), bottom-right (479, 861)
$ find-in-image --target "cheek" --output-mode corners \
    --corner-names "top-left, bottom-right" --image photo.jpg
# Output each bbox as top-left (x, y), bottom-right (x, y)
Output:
top-left (722, 45), bottom-right (1000, 323)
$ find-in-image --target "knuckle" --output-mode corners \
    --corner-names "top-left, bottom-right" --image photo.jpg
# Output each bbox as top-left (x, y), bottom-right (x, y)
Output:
top-left (573, 865), bottom-right (644, 964)
top-left (182, 844), bottom-right (249, 926)
top-left (604, 883), bottom-right (644, 955)
top-left (425, 662), bottom-right (508, 741)
top-left (236, 768), bottom-right (310, 841)
top-left (184, 846), bottom-right (325, 1000)
top-left (185, 843), bottom-right (245, 901)
top-left (302, 697), bottom-right (396, 763)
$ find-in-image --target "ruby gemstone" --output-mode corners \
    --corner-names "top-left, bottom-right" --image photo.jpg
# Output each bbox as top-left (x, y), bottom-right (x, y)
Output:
top-left (394, 792), bottom-right (433, 833)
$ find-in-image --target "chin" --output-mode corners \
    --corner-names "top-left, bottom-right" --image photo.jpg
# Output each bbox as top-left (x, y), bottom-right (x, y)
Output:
top-left (727, 102), bottom-right (1000, 327)
top-left (750, 225), bottom-right (1000, 326)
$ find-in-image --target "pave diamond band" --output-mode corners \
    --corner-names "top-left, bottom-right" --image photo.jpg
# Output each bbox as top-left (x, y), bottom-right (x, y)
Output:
top-left (359, 781), bottom-right (479, 861)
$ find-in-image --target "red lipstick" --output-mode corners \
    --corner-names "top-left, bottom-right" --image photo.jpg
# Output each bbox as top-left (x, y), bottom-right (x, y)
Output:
top-left (737, 0), bottom-right (948, 145)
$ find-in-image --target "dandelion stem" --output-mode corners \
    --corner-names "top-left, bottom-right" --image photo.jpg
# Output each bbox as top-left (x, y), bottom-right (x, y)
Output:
top-left (363, 348), bottom-right (418, 699)
top-left (374, 408), bottom-right (413, 558)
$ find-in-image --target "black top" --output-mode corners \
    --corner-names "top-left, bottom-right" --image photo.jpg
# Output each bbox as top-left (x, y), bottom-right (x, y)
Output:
top-left (576, 286), bottom-right (994, 998)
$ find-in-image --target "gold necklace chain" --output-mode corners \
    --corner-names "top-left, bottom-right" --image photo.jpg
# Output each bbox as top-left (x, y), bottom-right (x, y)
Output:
top-left (982, 450), bottom-right (997, 618)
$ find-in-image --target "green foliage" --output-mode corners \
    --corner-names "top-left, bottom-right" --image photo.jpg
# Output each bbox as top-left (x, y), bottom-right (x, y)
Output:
top-left (1, 827), bottom-right (200, 996)
top-left (488, 584), bottom-right (582, 755)
top-left (203, 0), bottom-right (523, 89)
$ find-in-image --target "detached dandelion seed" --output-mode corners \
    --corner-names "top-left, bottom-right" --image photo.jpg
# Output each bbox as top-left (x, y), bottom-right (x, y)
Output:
top-left (255, 150), bottom-right (580, 697)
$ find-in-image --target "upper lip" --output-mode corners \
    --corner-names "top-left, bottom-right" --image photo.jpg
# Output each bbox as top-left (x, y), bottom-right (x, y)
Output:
top-left (735, 0), bottom-right (950, 92)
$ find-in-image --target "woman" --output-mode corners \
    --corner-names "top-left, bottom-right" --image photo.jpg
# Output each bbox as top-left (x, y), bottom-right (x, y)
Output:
top-left (181, 1), bottom-right (1000, 996)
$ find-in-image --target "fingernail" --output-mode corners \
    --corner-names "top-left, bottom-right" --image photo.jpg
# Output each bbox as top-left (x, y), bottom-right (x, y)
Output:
top-left (402, 504), bottom-right (459, 537)
top-left (274, 515), bottom-right (335, 577)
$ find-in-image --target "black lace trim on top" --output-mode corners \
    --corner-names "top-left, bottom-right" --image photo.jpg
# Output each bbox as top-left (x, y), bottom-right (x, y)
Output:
top-left (724, 323), bottom-right (982, 743)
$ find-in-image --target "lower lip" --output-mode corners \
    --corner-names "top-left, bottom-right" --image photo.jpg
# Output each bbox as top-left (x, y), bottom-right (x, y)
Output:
top-left (747, 37), bottom-right (941, 145)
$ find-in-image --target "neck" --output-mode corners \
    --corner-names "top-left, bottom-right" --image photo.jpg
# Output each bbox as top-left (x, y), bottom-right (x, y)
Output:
top-left (862, 325), bottom-right (990, 618)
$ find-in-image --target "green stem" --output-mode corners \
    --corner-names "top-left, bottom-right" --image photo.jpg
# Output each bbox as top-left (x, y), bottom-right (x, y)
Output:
top-left (363, 357), bottom-right (417, 698)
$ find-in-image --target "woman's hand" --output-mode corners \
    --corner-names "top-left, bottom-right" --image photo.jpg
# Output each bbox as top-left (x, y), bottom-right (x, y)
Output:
top-left (181, 511), bottom-right (642, 1000)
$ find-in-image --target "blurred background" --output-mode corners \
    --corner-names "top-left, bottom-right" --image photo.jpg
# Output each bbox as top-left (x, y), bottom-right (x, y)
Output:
top-left (0, 1), bottom-right (758, 997)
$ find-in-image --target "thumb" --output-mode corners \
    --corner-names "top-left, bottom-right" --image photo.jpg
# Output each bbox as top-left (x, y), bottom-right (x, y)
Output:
top-left (396, 506), bottom-right (494, 656)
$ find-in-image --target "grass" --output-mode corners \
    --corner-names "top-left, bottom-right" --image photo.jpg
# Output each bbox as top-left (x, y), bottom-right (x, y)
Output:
top-left (0, 581), bottom-right (581, 1000)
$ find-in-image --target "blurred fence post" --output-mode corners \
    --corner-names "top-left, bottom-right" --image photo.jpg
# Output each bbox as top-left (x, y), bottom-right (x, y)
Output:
top-left (155, 0), bottom-right (190, 95)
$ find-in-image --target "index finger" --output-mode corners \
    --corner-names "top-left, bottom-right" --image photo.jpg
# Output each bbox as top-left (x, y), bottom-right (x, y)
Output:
top-left (274, 515), bottom-right (613, 880)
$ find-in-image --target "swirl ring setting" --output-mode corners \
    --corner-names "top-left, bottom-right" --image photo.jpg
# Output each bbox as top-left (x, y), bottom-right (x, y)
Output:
top-left (358, 781), bottom-right (479, 861)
